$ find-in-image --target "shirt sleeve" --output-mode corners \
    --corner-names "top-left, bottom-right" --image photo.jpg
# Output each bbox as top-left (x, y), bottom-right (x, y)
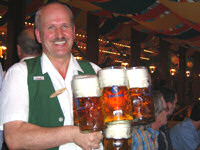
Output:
top-left (0, 62), bottom-right (29, 125)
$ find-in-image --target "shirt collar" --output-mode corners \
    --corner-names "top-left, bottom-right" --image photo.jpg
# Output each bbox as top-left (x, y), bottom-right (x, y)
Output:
top-left (20, 56), bottom-right (36, 62)
top-left (68, 54), bottom-right (84, 75)
top-left (40, 53), bottom-right (84, 75)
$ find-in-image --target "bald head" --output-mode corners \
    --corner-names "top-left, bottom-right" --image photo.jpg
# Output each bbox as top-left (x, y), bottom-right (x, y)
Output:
top-left (35, 2), bottom-right (74, 31)
top-left (17, 28), bottom-right (42, 60)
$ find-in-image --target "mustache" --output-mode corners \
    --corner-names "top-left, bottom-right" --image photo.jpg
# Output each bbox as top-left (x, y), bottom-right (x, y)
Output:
top-left (51, 37), bottom-right (69, 43)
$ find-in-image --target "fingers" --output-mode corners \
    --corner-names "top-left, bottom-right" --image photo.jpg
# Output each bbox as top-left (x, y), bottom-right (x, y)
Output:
top-left (90, 131), bottom-right (103, 143)
top-left (87, 132), bottom-right (103, 149)
top-left (95, 131), bottom-right (104, 141)
top-left (76, 131), bottom-right (103, 150)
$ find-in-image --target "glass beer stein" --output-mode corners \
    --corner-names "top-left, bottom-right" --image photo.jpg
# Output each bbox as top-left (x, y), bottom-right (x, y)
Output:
top-left (72, 75), bottom-right (104, 133)
top-left (127, 66), bottom-right (155, 125)
top-left (98, 66), bottom-right (132, 124)
top-left (104, 123), bottom-right (132, 150)
top-left (73, 98), bottom-right (79, 126)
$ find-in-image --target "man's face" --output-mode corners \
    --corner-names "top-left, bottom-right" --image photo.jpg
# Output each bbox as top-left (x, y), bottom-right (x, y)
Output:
top-left (35, 3), bottom-right (75, 59)
top-left (166, 94), bottom-right (178, 117)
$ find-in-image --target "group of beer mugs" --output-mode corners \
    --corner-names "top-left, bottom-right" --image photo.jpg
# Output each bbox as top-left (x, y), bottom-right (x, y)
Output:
top-left (72, 66), bottom-right (155, 149)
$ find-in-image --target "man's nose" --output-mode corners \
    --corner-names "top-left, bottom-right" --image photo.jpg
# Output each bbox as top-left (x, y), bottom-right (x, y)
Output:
top-left (55, 28), bottom-right (64, 38)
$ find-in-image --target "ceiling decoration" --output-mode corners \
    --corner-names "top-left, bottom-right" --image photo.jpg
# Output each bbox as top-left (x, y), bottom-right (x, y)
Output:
top-left (0, 0), bottom-right (200, 66)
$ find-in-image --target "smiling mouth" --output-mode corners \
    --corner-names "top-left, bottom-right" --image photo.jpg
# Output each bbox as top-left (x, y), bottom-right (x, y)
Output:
top-left (54, 41), bottom-right (66, 45)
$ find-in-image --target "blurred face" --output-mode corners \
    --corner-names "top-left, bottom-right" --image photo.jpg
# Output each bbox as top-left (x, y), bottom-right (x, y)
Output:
top-left (166, 94), bottom-right (177, 117)
top-left (153, 96), bottom-right (168, 129)
top-left (35, 3), bottom-right (75, 59)
top-left (161, 96), bottom-right (167, 111)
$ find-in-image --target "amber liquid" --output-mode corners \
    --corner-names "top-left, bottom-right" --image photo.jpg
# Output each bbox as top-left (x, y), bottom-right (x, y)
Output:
top-left (102, 86), bottom-right (133, 124)
top-left (75, 97), bottom-right (104, 132)
top-left (73, 98), bottom-right (79, 126)
top-left (129, 87), bottom-right (155, 125)
top-left (104, 138), bottom-right (132, 150)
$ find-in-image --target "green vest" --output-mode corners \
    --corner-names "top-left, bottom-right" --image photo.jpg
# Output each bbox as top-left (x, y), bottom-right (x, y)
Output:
top-left (25, 57), bottom-right (96, 150)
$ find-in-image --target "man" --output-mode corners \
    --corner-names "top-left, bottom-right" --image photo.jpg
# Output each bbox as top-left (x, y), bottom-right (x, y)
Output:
top-left (151, 91), bottom-right (168, 131)
top-left (17, 27), bottom-right (42, 61)
top-left (0, 27), bottom-right (42, 150)
top-left (0, 2), bottom-right (103, 150)
top-left (158, 85), bottom-right (177, 150)
top-left (170, 101), bottom-right (200, 150)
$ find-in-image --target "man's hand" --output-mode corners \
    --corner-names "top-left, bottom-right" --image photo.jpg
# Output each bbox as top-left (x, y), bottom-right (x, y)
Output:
top-left (73, 129), bottom-right (103, 150)
top-left (152, 111), bottom-right (167, 130)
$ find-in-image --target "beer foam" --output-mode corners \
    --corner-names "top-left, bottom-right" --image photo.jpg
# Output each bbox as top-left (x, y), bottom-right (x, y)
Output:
top-left (104, 123), bottom-right (131, 139)
top-left (126, 67), bottom-right (150, 88)
top-left (72, 75), bottom-right (101, 97)
top-left (98, 67), bottom-right (128, 87)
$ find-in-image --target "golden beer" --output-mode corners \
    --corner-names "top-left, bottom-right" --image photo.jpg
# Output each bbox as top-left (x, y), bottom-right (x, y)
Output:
top-left (104, 123), bottom-right (132, 150)
top-left (102, 86), bottom-right (132, 123)
top-left (98, 66), bottom-right (133, 124)
top-left (73, 99), bottom-right (79, 126)
top-left (127, 66), bottom-right (155, 125)
top-left (129, 87), bottom-right (155, 125)
top-left (72, 75), bottom-right (104, 133)
top-left (75, 96), bottom-right (104, 132)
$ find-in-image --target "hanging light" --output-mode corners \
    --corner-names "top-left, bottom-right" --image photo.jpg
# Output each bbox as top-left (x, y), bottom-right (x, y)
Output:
top-left (1, 46), bottom-right (6, 50)
top-left (0, 46), bottom-right (7, 58)
top-left (0, 46), bottom-right (2, 58)
top-left (149, 65), bottom-right (156, 74)
top-left (74, 56), bottom-right (83, 60)
top-left (186, 71), bottom-right (190, 77)
top-left (121, 62), bottom-right (129, 68)
top-left (170, 69), bottom-right (176, 76)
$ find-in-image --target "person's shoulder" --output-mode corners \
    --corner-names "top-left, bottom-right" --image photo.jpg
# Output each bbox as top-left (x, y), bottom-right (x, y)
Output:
top-left (178, 118), bottom-right (193, 128)
top-left (170, 118), bottom-right (193, 133)
top-left (6, 61), bottom-right (27, 74)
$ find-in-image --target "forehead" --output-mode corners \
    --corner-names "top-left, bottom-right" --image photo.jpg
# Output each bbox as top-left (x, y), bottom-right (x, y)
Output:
top-left (41, 4), bottom-right (71, 24)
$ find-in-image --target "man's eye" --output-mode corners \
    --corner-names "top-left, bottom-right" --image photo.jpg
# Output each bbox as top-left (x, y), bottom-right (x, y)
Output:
top-left (48, 26), bottom-right (54, 30)
top-left (63, 25), bottom-right (69, 28)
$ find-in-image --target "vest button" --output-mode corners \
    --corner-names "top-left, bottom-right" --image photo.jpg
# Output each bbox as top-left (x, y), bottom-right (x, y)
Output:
top-left (59, 117), bottom-right (64, 122)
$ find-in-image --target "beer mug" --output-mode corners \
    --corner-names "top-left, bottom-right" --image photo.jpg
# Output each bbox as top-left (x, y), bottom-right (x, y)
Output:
top-left (126, 66), bottom-right (155, 125)
top-left (98, 66), bottom-right (132, 124)
top-left (73, 99), bottom-right (79, 126)
top-left (72, 75), bottom-right (104, 133)
top-left (104, 123), bottom-right (132, 150)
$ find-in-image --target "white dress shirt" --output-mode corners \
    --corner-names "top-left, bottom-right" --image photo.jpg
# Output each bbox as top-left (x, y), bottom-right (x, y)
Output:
top-left (0, 53), bottom-right (102, 150)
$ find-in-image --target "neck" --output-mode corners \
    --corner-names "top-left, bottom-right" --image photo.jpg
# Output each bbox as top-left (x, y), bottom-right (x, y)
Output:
top-left (49, 55), bottom-right (71, 79)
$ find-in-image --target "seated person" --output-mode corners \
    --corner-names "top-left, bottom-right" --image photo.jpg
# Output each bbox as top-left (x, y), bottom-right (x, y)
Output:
top-left (170, 101), bottom-right (200, 150)
top-left (157, 85), bottom-right (177, 150)
top-left (132, 90), bottom-right (168, 150)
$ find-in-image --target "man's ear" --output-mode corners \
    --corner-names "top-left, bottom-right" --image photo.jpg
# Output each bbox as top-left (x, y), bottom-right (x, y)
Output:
top-left (73, 26), bottom-right (76, 40)
top-left (35, 28), bottom-right (41, 43)
top-left (17, 45), bottom-right (22, 59)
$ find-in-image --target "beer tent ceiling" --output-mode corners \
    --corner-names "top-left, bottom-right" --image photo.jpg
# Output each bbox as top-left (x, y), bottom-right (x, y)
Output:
top-left (0, 0), bottom-right (200, 67)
